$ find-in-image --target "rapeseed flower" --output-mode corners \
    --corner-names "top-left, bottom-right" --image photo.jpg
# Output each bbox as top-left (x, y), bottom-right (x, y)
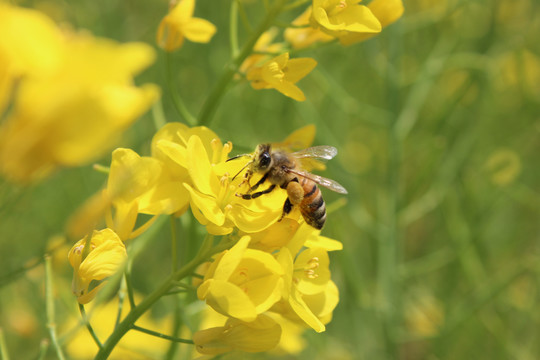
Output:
top-left (193, 314), bottom-right (281, 355)
top-left (339, 0), bottom-right (405, 45)
top-left (68, 229), bottom-right (127, 304)
top-left (310, 0), bottom-right (381, 43)
top-left (197, 236), bottom-right (285, 322)
top-left (285, 7), bottom-right (334, 49)
top-left (247, 52), bottom-right (317, 101)
top-left (0, 4), bottom-right (159, 183)
top-left (184, 135), bottom-right (286, 235)
top-left (157, 0), bottom-right (217, 52)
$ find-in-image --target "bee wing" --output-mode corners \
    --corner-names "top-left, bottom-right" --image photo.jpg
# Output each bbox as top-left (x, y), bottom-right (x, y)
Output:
top-left (287, 168), bottom-right (348, 194)
top-left (292, 146), bottom-right (338, 160)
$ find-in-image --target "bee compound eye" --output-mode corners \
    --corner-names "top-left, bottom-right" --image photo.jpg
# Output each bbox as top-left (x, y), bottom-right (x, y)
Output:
top-left (259, 152), bottom-right (271, 168)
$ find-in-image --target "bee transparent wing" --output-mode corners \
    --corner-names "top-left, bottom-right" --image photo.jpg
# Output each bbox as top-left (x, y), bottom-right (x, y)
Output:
top-left (292, 146), bottom-right (338, 160)
top-left (287, 169), bottom-right (348, 194)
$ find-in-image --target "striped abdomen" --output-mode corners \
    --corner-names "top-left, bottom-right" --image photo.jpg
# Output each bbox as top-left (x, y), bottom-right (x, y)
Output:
top-left (299, 177), bottom-right (326, 230)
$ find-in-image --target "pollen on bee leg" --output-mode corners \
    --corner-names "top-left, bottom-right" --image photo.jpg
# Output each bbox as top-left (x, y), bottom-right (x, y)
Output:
top-left (286, 182), bottom-right (304, 205)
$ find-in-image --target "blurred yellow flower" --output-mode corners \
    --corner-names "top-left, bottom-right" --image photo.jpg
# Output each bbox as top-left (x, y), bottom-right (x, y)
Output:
top-left (194, 314), bottom-right (281, 355)
top-left (484, 148), bottom-right (522, 187)
top-left (0, 4), bottom-right (159, 183)
top-left (157, 0), bottom-right (217, 52)
top-left (285, 7), bottom-right (334, 49)
top-left (64, 294), bottom-right (173, 359)
top-left (339, 0), bottom-right (404, 45)
top-left (68, 228), bottom-right (127, 304)
top-left (310, 0), bottom-right (381, 43)
top-left (197, 236), bottom-right (285, 322)
top-left (247, 52), bottom-right (317, 101)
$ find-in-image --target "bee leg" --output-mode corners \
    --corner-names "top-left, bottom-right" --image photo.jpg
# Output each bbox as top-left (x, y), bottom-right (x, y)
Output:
top-left (236, 184), bottom-right (276, 200)
top-left (246, 172), bottom-right (269, 193)
top-left (278, 198), bottom-right (293, 222)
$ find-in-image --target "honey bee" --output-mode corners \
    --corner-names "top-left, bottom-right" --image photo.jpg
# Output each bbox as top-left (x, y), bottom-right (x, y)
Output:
top-left (230, 144), bottom-right (347, 230)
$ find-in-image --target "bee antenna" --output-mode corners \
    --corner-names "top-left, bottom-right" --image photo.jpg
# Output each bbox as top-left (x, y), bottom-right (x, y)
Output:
top-left (226, 153), bottom-right (249, 162)
top-left (232, 160), bottom-right (252, 180)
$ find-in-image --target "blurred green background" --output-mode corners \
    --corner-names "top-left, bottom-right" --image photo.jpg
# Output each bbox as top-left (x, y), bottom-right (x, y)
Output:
top-left (1, 0), bottom-right (539, 359)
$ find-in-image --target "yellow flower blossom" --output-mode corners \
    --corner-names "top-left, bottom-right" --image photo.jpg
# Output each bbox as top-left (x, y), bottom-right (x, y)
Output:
top-left (273, 247), bottom-right (338, 332)
top-left (184, 135), bottom-right (286, 235)
top-left (197, 236), bottom-right (286, 322)
top-left (193, 314), bottom-right (281, 355)
top-left (0, 3), bottom-right (63, 113)
top-left (285, 7), bottom-right (335, 49)
top-left (68, 229), bottom-right (127, 304)
top-left (0, 7), bottom-right (159, 183)
top-left (310, 0), bottom-right (381, 44)
top-left (239, 28), bottom-right (285, 74)
top-left (247, 52), bottom-right (317, 101)
top-left (157, 0), bottom-right (217, 52)
top-left (339, 0), bottom-right (405, 45)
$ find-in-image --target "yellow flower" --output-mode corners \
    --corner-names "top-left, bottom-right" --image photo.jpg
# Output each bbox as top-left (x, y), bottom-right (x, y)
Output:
top-left (284, 7), bottom-right (335, 49)
top-left (0, 8), bottom-right (159, 183)
top-left (64, 294), bottom-right (173, 359)
top-left (184, 135), bottom-right (286, 235)
top-left (239, 28), bottom-right (285, 74)
top-left (157, 0), bottom-right (217, 52)
top-left (106, 148), bottom-right (190, 240)
top-left (0, 3), bottom-right (64, 114)
top-left (68, 229), bottom-right (127, 304)
top-left (338, 0), bottom-right (405, 45)
top-left (274, 247), bottom-right (339, 332)
top-left (310, 0), bottom-right (381, 43)
top-left (193, 314), bottom-right (281, 355)
top-left (247, 52), bottom-right (317, 101)
top-left (197, 236), bottom-right (286, 322)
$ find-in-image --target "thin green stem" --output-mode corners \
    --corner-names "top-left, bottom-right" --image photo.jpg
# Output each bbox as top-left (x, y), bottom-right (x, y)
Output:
top-left (79, 304), bottom-right (103, 349)
top-left (198, 0), bottom-right (288, 126)
top-left (165, 53), bottom-right (197, 126)
top-left (37, 339), bottom-right (49, 360)
top-left (237, 0), bottom-right (253, 33)
top-left (44, 256), bottom-right (66, 360)
top-left (170, 216), bottom-right (178, 273)
top-left (132, 325), bottom-right (193, 344)
top-left (0, 327), bottom-right (10, 360)
top-left (114, 278), bottom-right (127, 329)
top-left (164, 294), bottom-right (183, 360)
top-left (230, 0), bottom-right (240, 57)
top-left (124, 270), bottom-right (136, 309)
top-left (283, 0), bottom-right (311, 11)
top-left (151, 97), bottom-right (167, 130)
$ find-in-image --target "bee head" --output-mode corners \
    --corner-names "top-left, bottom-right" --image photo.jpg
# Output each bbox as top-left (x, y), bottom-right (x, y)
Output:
top-left (253, 144), bottom-right (272, 172)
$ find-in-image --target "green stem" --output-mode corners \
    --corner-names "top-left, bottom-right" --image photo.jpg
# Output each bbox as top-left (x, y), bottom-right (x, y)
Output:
top-left (45, 256), bottom-right (66, 360)
top-left (37, 339), bottom-right (49, 360)
top-left (197, 0), bottom-right (288, 126)
top-left (170, 216), bottom-right (178, 273)
top-left (230, 0), bottom-right (240, 57)
top-left (0, 327), bottom-right (10, 360)
top-left (124, 269), bottom-right (136, 309)
top-left (132, 325), bottom-right (193, 344)
top-left (165, 53), bottom-right (197, 126)
top-left (94, 236), bottom-right (235, 360)
top-left (79, 304), bottom-right (103, 349)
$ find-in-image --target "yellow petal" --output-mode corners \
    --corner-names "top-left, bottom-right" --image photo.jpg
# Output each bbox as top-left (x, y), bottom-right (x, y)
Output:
top-left (183, 17), bottom-right (217, 43)
top-left (199, 279), bottom-right (258, 322)
top-left (283, 58), bottom-right (317, 84)
top-left (184, 183), bottom-right (226, 226)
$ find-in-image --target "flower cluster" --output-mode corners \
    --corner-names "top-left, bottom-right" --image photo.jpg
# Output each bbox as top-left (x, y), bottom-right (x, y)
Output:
top-left (66, 123), bottom-right (343, 355)
top-left (0, 3), bottom-right (159, 183)
top-left (194, 226), bottom-right (342, 355)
